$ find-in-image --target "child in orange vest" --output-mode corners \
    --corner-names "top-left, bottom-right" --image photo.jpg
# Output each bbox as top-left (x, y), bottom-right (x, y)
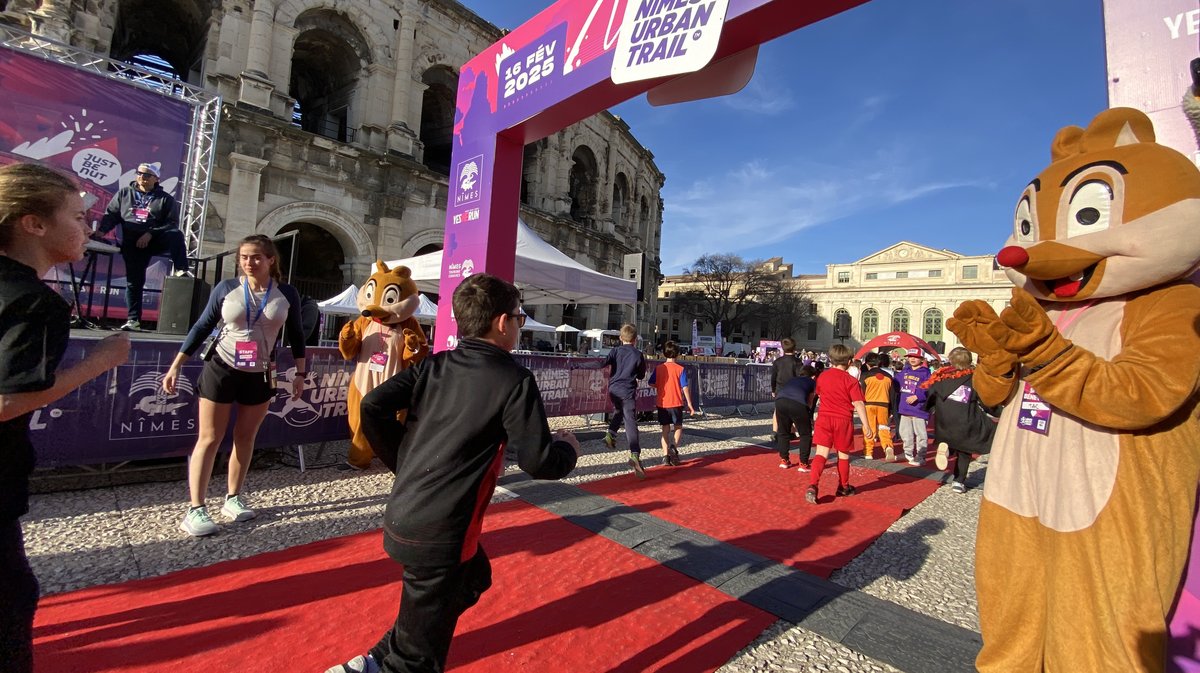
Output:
top-left (860, 352), bottom-right (897, 461)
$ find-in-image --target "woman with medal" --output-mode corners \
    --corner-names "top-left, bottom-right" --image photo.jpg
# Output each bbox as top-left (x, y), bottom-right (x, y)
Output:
top-left (163, 234), bottom-right (306, 536)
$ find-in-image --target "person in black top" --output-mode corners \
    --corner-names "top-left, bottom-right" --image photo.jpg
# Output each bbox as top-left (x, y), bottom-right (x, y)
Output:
top-left (324, 273), bottom-right (578, 673)
top-left (775, 364), bottom-right (816, 470)
top-left (0, 163), bottom-right (130, 672)
top-left (601, 324), bottom-right (648, 478)
top-left (97, 162), bottom-right (190, 331)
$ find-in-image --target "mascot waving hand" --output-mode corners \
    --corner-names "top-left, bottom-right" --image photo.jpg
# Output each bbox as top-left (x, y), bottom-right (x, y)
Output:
top-left (949, 107), bottom-right (1200, 672)
top-left (339, 261), bottom-right (428, 469)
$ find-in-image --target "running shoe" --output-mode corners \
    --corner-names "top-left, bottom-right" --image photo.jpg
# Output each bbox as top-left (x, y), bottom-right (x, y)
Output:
top-left (796, 462), bottom-right (811, 473)
top-left (603, 432), bottom-right (616, 449)
top-left (667, 446), bottom-right (681, 466)
top-left (221, 494), bottom-right (257, 522)
top-left (951, 481), bottom-right (967, 494)
top-left (935, 442), bottom-right (950, 471)
top-left (324, 654), bottom-right (381, 673)
top-left (778, 459), bottom-right (793, 469)
top-left (835, 483), bottom-right (857, 497)
top-left (883, 446), bottom-right (895, 462)
top-left (629, 452), bottom-right (645, 479)
top-left (805, 485), bottom-right (818, 504)
top-left (180, 506), bottom-right (218, 536)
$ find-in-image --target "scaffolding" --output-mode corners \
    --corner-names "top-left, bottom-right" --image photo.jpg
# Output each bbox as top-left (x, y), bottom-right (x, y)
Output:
top-left (0, 25), bottom-right (220, 258)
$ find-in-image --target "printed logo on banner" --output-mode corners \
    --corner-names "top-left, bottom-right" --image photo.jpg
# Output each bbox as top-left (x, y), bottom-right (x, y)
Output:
top-left (111, 370), bottom-right (197, 439)
top-left (451, 208), bottom-right (481, 225)
top-left (266, 370), bottom-right (347, 428)
top-left (610, 0), bottom-right (730, 84)
top-left (448, 258), bottom-right (475, 280)
top-left (454, 155), bottom-right (483, 207)
top-left (71, 148), bottom-right (121, 186)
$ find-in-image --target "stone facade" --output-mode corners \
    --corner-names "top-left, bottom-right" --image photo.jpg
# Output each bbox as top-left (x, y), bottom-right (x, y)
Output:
top-left (2, 0), bottom-right (664, 335)
top-left (659, 242), bottom-right (1013, 355)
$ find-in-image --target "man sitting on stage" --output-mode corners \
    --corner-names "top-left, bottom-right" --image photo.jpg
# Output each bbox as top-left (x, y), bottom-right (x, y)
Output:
top-left (97, 162), bottom-right (190, 331)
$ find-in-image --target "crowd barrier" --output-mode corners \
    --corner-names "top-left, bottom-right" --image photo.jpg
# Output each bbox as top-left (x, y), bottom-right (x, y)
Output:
top-left (33, 341), bottom-right (777, 467)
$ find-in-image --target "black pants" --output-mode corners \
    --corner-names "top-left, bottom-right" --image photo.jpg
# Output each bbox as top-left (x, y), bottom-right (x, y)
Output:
top-left (607, 391), bottom-right (641, 455)
top-left (775, 397), bottom-right (812, 464)
top-left (0, 519), bottom-right (38, 673)
top-left (370, 547), bottom-right (492, 673)
top-left (953, 449), bottom-right (972, 484)
top-left (121, 228), bottom-right (189, 321)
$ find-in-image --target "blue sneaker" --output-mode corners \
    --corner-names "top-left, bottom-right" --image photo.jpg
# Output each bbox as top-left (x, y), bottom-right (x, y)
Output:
top-left (180, 506), bottom-right (217, 536)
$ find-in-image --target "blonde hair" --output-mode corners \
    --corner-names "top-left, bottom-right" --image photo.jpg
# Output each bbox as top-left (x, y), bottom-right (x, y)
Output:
top-left (0, 163), bottom-right (78, 248)
top-left (828, 343), bottom-right (852, 365)
top-left (948, 347), bottom-right (973, 369)
top-left (620, 323), bottom-right (637, 343)
top-left (239, 234), bottom-right (282, 282)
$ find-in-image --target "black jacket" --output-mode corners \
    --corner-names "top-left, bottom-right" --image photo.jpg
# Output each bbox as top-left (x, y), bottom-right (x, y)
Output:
top-left (98, 183), bottom-right (178, 238)
top-left (771, 353), bottom-right (802, 394)
top-left (361, 338), bottom-right (577, 566)
top-left (922, 367), bottom-right (998, 455)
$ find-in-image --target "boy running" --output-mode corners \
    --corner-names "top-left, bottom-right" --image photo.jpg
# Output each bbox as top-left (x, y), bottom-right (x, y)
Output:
top-left (601, 324), bottom-right (647, 477)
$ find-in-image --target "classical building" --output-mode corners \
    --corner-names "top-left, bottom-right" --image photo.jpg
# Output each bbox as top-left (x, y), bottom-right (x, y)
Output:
top-left (1, 0), bottom-right (664, 334)
top-left (659, 242), bottom-right (1013, 354)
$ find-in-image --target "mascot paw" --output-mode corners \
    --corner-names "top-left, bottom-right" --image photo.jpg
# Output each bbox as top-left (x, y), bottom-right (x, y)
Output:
top-left (948, 300), bottom-right (1006, 356)
top-left (994, 287), bottom-right (1060, 358)
top-left (403, 328), bottom-right (422, 353)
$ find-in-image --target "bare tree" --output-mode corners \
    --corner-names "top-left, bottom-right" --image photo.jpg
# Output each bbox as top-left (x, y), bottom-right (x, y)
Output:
top-left (760, 281), bottom-right (814, 341)
top-left (673, 254), bottom-right (795, 334)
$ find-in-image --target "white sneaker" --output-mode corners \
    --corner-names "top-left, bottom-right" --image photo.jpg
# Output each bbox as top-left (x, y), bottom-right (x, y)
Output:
top-left (180, 506), bottom-right (218, 536)
top-left (221, 494), bottom-right (257, 522)
top-left (325, 654), bottom-right (381, 673)
top-left (935, 442), bottom-right (950, 470)
top-left (171, 268), bottom-right (194, 278)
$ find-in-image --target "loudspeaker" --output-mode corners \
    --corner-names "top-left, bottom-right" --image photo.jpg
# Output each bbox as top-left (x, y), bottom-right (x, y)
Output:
top-left (931, 340), bottom-right (947, 353)
top-left (157, 276), bottom-right (211, 335)
top-left (834, 312), bottom-right (851, 338)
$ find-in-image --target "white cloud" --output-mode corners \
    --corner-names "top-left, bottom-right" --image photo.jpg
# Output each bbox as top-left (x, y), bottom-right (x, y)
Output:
top-left (722, 75), bottom-right (794, 115)
top-left (659, 158), bottom-right (987, 271)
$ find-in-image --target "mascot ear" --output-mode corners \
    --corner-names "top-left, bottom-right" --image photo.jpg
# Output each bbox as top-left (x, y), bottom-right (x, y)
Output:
top-left (375, 260), bottom-right (389, 275)
top-left (1050, 126), bottom-right (1084, 162)
top-left (1080, 107), bottom-right (1156, 154)
top-left (394, 265), bottom-right (412, 280)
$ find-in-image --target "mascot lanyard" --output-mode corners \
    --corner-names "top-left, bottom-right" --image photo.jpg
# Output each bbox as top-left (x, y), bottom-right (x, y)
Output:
top-left (369, 325), bottom-right (394, 373)
top-left (1017, 301), bottom-right (1094, 435)
top-left (234, 278), bottom-right (273, 370)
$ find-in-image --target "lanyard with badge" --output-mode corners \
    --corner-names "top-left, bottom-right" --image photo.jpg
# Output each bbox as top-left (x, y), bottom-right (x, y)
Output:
top-left (1017, 302), bottom-right (1092, 435)
top-left (234, 279), bottom-right (272, 378)
top-left (132, 190), bottom-right (153, 223)
top-left (369, 325), bottom-right (393, 373)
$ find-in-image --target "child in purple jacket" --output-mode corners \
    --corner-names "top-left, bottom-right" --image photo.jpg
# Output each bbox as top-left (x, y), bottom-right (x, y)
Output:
top-left (896, 348), bottom-right (931, 465)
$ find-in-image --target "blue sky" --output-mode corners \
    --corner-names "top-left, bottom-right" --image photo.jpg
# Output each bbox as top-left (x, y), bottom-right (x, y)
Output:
top-left (458, 0), bottom-right (1109, 274)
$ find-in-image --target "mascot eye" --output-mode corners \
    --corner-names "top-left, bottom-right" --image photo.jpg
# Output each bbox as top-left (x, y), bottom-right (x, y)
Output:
top-left (1066, 180), bottom-right (1112, 238)
top-left (382, 286), bottom-right (401, 305)
top-left (363, 280), bottom-right (376, 302)
top-left (1013, 197), bottom-right (1036, 242)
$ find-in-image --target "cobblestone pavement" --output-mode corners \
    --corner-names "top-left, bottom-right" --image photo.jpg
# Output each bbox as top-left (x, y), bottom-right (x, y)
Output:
top-left (24, 410), bottom-right (983, 672)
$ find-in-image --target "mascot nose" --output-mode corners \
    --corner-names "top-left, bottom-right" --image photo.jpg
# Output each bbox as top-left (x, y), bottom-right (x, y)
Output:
top-left (997, 245), bottom-right (1030, 268)
top-left (360, 309), bottom-right (372, 317)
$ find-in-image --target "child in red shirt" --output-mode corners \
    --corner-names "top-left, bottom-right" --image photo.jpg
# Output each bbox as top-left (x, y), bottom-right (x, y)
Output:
top-left (806, 344), bottom-right (874, 504)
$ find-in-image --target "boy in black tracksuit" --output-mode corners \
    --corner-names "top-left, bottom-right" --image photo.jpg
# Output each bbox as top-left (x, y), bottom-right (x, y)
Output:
top-left (601, 324), bottom-right (647, 478)
top-left (326, 274), bottom-right (579, 673)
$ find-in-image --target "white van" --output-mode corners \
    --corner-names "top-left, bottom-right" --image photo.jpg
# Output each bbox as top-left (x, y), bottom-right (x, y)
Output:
top-left (579, 329), bottom-right (622, 357)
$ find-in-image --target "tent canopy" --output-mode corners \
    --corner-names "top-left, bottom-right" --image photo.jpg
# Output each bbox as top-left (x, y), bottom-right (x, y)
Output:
top-left (521, 316), bottom-right (557, 332)
top-left (385, 219), bottom-right (637, 305)
top-left (316, 285), bottom-right (360, 316)
top-left (555, 323), bottom-right (580, 333)
top-left (414, 294), bottom-right (438, 321)
top-left (853, 332), bottom-right (940, 361)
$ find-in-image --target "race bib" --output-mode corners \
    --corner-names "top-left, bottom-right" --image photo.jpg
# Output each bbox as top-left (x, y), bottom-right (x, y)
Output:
top-left (234, 340), bottom-right (259, 369)
top-left (368, 351), bottom-right (388, 373)
top-left (1017, 383), bottom-right (1052, 435)
top-left (133, 206), bottom-right (150, 222)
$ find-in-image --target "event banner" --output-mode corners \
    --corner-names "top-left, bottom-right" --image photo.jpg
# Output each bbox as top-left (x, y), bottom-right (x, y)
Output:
top-left (0, 46), bottom-right (194, 321)
top-left (33, 341), bottom-right (755, 468)
top-left (1104, 0), bottom-right (1200, 165)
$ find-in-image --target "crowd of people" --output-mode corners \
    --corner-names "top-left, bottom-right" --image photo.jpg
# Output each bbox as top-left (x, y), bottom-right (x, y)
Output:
top-left (0, 161), bottom-right (998, 672)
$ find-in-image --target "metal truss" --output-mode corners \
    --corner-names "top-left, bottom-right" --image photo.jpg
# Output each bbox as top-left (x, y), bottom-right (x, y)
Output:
top-left (0, 25), bottom-right (219, 258)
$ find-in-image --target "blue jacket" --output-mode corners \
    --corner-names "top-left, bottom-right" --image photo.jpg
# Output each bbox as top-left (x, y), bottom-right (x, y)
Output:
top-left (896, 364), bottom-right (931, 419)
top-left (602, 343), bottom-right (646, 397)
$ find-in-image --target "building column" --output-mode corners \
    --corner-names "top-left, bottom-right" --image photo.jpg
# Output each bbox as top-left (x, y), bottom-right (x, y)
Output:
top-left (225, 153), bottom-right (270, 242)
top-left (387, 12), bottom-right (419, 156)
top-left (29, 0), bottom-right (71, 42)
top-left (239, 0), bottom-right (276, 110)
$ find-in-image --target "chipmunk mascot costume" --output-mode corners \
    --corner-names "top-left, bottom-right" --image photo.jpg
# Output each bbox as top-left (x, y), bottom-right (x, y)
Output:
top-left (339, 261), bottom-right (428, 469)
top-left (948, 107), bottom-right (1200, 672)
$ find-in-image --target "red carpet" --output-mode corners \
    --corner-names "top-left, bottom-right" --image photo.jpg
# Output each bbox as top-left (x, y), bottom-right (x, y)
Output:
top-left (582, 444), bottom-right (941, 578)
top-left (34, 499), bottom-right (775, 673)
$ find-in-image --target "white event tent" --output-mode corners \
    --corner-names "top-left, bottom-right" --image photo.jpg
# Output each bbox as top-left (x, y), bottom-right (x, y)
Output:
top-left (316, 284), bottom-right (360, 316)
top-left (385, 219), bottom-right (637, 305)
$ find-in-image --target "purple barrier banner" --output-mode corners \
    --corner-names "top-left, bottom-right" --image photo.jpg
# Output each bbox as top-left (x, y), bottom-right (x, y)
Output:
top-left (35, 343), bottom-right (742, 467)
top-left (31, 339), bottom-right (354, 467)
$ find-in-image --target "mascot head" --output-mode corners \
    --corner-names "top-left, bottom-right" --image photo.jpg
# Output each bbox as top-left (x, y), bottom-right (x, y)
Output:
top-left (357, 261), bottom-right (420, 325)
top-left (996, 107), bottom-right (1200, 301)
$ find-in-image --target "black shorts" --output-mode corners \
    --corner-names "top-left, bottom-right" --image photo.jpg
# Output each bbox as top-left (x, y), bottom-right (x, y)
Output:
top-left (198, 357), bottom-right (274, 406)
top-left (657, 407), bottom-right (685, 426)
